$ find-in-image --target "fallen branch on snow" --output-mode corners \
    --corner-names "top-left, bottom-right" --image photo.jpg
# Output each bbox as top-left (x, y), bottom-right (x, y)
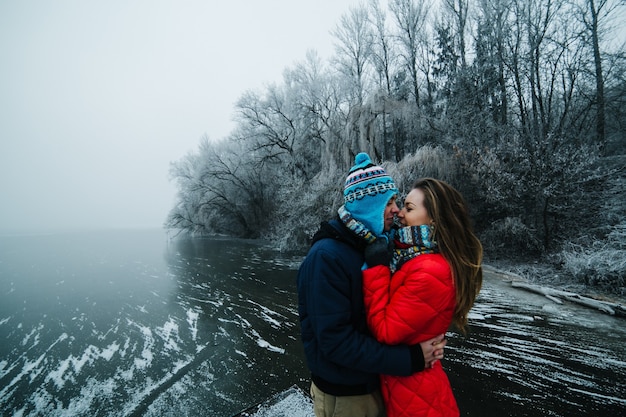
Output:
top-left (510, 281), bottom-right (626, 317)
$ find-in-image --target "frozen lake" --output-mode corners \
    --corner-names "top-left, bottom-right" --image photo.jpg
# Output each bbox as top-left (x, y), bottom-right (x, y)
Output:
top-left (0, 229), bottom-right (624, 416)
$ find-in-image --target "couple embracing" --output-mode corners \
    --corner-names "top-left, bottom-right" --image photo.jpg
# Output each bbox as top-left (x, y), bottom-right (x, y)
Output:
top-left (297, 153), bottom-right (483, 417)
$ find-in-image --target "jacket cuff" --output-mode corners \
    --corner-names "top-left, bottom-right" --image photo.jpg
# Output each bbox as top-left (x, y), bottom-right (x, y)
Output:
top-left (409, 344), bottom-right (425, 373)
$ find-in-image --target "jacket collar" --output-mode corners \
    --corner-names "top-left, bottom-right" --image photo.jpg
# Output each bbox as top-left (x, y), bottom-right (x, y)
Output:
top-left (311, 218), bottom-right (367, 252)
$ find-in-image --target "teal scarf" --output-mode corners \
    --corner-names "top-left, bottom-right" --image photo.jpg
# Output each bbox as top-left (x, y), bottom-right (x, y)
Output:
top-left (390, 225), bottom-right (439, 273)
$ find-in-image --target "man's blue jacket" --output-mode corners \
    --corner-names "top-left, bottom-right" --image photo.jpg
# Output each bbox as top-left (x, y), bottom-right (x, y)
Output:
top-left (297, 219), bottom-right (423, 396)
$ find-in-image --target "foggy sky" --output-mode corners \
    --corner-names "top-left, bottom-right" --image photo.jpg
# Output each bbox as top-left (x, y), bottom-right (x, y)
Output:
top-left (0, 0), bottom-right (358, 232)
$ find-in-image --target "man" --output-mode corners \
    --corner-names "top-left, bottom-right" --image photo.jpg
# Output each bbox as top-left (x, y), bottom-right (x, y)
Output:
top-left (297, 153), bottom-right (446, 417)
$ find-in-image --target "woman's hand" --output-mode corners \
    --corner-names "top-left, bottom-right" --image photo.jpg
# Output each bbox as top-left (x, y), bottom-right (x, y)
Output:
top-left (420, 334), bottom-right (447, 368)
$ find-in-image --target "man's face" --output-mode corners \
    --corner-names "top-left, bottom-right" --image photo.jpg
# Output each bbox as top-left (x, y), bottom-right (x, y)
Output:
top-left (383, 196), bottom-right (400, 232)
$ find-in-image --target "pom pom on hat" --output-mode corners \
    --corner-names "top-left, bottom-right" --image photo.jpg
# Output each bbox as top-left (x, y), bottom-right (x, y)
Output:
top-left (343, 152), bottom-right (398, 236)
top-left (353, 152), bottom-right (371, 168)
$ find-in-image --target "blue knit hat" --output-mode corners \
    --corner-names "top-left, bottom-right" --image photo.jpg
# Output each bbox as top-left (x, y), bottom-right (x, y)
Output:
top-left (343, 152), bottom-right (398, 236)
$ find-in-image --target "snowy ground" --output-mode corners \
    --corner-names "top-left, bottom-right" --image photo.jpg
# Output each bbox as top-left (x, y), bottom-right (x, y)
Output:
top-left (445, 266), bottom-right (626, 416)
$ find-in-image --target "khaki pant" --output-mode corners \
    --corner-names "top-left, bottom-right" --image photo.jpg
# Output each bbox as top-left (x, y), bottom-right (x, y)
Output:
top-left (310, 382), bottom-right (386, 417)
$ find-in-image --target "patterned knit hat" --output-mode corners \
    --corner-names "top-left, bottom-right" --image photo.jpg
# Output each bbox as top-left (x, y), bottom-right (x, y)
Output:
top-left (343, 152), bottom-right (398, 236)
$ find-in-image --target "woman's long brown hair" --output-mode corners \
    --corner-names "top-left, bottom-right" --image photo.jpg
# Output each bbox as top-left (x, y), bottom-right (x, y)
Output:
top-left (413, 178), bottom-right (483, 333)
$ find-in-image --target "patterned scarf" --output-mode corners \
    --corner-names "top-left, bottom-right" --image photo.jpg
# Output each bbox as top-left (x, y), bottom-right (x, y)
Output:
top-left (390, 225), bottom-right (439, 273)
top-left (338, 205), bottom-right (378, 245)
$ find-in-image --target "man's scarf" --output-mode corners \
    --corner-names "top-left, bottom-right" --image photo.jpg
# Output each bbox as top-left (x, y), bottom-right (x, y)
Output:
top-left (338, 205), bottom-right (377, 245)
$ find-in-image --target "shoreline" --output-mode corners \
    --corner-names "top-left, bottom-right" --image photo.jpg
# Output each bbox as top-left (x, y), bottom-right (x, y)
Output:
top-left (482, 263), bottom-right (626, 316)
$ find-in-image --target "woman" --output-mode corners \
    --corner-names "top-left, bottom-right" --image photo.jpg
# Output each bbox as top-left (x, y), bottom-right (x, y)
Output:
top-left (362, 178), bottom-right (483, 417)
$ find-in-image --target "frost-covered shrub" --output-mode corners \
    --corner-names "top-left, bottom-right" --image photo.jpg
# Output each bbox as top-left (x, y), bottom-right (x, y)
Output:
top-left (558, 226), bottom-right (626, 294)
top-left (272, 169), bottom-right (344, 251)
top-left (384, 146), bottom-right (458, 195)
top-left (607, 223), bottom-right (626, 249)
top-left (273, 146), bottom-right (458, 251)
top-left (480, 217), bottom-right (542, 258)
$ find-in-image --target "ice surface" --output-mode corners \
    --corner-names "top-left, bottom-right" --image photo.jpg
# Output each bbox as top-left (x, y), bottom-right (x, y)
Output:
top-left (2, 231), bottom-right (625, 417)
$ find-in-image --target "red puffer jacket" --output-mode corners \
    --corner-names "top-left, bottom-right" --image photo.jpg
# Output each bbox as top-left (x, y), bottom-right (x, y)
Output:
top-left (363, 254), bottom-right (459, 417)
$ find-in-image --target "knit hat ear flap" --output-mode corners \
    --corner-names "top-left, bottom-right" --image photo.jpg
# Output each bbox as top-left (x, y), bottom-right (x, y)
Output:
top-left (343, 152), bottom-right (398, 236)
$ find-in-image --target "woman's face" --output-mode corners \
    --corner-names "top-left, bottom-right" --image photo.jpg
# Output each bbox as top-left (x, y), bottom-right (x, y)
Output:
top-left (398, 188), bottom-right (432, 227)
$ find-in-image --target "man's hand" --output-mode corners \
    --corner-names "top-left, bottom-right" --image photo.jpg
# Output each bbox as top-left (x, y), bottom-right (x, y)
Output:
top-left (420, 334), bottom-right (446, 368)
top-left (364, 238), bottom-right (393, 267)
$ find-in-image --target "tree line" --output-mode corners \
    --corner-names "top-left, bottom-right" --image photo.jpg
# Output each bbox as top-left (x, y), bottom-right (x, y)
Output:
top-left (167, 0), bottom-right (626, 292)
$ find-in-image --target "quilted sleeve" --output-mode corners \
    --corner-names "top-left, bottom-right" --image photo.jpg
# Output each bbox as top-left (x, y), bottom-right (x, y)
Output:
top-left (363, 257), bottom-right (454, 345)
